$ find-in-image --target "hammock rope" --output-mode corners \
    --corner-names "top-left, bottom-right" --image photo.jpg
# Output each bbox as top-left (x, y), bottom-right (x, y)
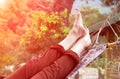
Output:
top-left (107, 20), bottom-right (119, 41)
top-left (94, 1), bottom-right (120, 46)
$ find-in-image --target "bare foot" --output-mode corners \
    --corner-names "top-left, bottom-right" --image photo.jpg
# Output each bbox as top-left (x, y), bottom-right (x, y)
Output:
top-left (59, 10), bottom-right (86, 50)
top-left (71, 28), bottom-right (91, 55)
top-left (69, 9), bottom-right (86, 39)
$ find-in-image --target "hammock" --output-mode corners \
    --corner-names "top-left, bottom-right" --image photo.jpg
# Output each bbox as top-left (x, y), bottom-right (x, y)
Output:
top-left (67, 41), bottom-right (120, 79)
top-left (66, 1), bottom-right (120, 79)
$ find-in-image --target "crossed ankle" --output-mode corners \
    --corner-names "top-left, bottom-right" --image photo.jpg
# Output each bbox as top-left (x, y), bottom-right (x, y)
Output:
top-left (70, 26), bottom-right (86, 39)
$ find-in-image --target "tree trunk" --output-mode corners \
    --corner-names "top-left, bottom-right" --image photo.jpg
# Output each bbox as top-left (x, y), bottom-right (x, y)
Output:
top-left (53, 0), bottom-right (75, 26)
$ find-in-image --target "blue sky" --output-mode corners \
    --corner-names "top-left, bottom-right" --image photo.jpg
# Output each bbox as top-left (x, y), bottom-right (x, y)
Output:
top-left (71, 0), bottom-right (112, 14)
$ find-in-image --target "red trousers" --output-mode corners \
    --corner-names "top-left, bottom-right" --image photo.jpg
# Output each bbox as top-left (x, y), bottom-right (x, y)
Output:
top-left (6, 44), bottom-right (79, 79)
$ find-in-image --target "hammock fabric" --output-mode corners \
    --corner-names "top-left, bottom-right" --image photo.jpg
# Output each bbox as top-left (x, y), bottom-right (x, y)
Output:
top-left (67, 40), bottom-right (120, 79)
top-left (66, 44), bottom-right (107, 79)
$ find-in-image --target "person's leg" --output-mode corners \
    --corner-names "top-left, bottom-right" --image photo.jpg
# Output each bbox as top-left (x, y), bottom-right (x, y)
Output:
top-left (30, 11), bottom-right (91, 79)
top-left (30, 23), bottom-right (91, 79)
top-left (31, 50), bottom-right (80, 79)
top-left (71, 28), bottom-right (91, 55)
top-left (70, 10), bottom-right (91, 55)
top-left (30, 33), bottom-right (91, 79)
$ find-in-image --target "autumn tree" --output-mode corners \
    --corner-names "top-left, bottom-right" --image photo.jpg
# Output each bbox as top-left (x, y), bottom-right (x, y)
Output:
top-left (20, 10), bottom-right (70, 54)
top-left (100, 0), bottom-right (119, 6)
top-left (79, 0), bottom-right (119, 6)
top-left (80, 6), bottom-right (108, 26)
top-left (69, 6), bottom-right (108, 28)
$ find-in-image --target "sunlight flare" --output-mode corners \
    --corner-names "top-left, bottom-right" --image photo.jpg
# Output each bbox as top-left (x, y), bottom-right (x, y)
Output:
top-left (0, 0), bottom-right (11, 10)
